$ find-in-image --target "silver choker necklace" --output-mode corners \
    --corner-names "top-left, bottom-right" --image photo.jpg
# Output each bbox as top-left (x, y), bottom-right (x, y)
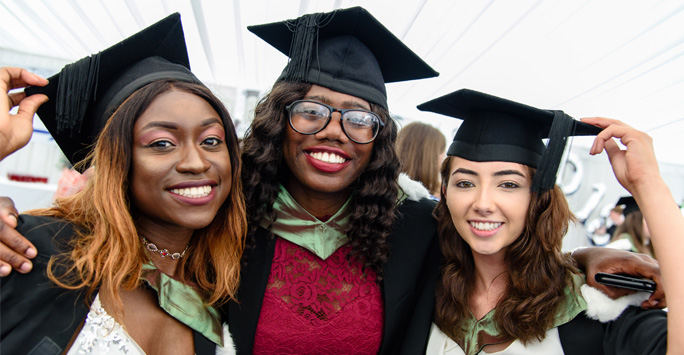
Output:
top-left (140, 236), bottom-right (189, 260)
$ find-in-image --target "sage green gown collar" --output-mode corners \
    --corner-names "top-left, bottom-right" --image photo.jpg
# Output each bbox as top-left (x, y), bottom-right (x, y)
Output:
top-left (260, 184), bottom-right (352, 260)
top-left (457, 273), bottom-right (587, 355)
top-left (140, 263), bottom-right (223, 346)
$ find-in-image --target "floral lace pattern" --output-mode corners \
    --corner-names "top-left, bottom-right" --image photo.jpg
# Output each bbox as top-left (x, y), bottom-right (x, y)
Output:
top-left (253, 238), bottom-right (384, 354)
top-left (68, 294), bottom-right (143, 355)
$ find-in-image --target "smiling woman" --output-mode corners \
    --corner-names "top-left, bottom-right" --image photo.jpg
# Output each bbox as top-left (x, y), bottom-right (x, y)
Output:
top-left (445, 158), bottom-right (531, 259)
top-left (229, 7), bottom-right (441, 355)
top-left (0, 14), bottom-right (246, 355)
top-left (130, 90), bottom-right (232, 233)
top-left (423, 89), bottom-right (678, 355)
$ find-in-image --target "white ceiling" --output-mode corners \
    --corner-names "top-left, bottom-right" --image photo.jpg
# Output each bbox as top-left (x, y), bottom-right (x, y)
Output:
top-left (1, 0), bottom-right (683, 165)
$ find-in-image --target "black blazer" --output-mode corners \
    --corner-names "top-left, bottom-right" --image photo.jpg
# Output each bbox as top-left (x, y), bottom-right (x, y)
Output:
top-left (1, 215), bottom-right (217, 355)
top-left (1, 215), bottom-right (88, 355)
top-left (227, 197), bottom-right (440, 354)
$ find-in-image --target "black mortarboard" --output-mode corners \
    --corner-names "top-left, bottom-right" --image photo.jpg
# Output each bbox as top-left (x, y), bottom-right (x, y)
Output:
top-left (248, 6), bottom-right (439, 109)
top-left (417, 89), bottom-right (603, 192)
top-left (25, 13), bottom-right (201, 169)
top-left (616, 196), bottom-right (640, 216)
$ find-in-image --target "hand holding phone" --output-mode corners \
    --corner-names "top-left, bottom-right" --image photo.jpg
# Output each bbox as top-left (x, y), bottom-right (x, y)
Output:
top-left (595, 272), bottom-right (656, 293)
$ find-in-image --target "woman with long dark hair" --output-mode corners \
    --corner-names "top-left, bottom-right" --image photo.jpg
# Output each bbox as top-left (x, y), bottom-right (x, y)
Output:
top-left (226, 7), bottom-right (441, 354)
top-left (424, 89), bottom-right (679, 354)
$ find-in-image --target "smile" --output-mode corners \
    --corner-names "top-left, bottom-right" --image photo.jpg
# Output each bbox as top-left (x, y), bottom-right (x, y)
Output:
top-left (308, 151), bottom-right (347, 164)
top-left (170, 185), bottom-right (213, 198)
top-left (470, 221), bottom-right (503, 231)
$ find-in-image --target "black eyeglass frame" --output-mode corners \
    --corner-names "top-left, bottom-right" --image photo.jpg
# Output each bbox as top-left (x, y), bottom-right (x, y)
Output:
top-left (285, 100), bottom-right (385, 144)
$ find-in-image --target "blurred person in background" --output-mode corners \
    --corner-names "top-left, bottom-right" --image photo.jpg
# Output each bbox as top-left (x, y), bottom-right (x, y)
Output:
top-left (606, 205), bottom-right (624, 237)
top-left (396, 122), bottom-right (446, 200)
top-left (606, 196), bottom-right (655, 259)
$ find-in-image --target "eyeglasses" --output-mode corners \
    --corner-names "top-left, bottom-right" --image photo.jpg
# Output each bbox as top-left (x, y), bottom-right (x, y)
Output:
top-left (286, 100), bottom-right (384, 144)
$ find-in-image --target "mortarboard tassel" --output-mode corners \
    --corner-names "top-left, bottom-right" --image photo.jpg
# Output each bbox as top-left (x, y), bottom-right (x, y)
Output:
top-left (282, 11), bottom-right (334, 83)
top-left (532, 110), bottom-right (575, 192)
top-left (55, 53), bottom-right (100, 136)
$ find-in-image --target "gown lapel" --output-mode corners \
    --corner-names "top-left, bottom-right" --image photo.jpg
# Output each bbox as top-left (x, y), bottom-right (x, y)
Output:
top-left (226, 228), bottom-right (277, 354)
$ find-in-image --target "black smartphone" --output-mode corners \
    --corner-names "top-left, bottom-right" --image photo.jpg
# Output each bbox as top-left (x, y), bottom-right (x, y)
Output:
top-left (594, 272), bottom-right (656, 293)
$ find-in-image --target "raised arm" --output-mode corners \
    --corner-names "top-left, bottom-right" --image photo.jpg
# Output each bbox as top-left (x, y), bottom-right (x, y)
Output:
top-left (0, 67), bottom-right (48, 160)
top-left (584, 116), bottom-right (684, 353)
top-left (0, 66), bottom-right (46, 276)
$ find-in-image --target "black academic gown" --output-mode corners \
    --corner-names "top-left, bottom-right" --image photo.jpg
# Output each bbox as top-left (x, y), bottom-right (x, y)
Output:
top-left (226, 197), bottom-right (440, 355)
top-left (0, 215), bottom-right (217, 355)
top-left (558, 306), bottom-right (667, 355)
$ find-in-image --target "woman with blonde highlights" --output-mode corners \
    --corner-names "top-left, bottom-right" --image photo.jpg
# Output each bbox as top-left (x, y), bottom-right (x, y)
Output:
top-left (1, 14), bottom-right (245, 354)
top-left (41, 79), bottom-right (246, 315)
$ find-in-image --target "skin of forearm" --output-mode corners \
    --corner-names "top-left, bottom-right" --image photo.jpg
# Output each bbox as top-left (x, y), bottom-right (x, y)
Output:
top-left (632, 179), bottom-right (684, 352)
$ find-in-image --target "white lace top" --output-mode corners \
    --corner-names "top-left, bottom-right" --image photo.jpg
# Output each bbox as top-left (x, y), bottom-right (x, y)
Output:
top-left (66, 293), bottom-right (237, 355)
top-left (67, 293), bottom-right (145, 354)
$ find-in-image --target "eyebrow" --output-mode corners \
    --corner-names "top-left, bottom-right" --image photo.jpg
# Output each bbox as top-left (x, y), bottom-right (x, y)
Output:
top-left (493, 169), bottom-right (526, 178)
top-left (451, 167), bottom-right (526, 178)
top-left (305, 95), bottom-right (369, 110)
top-left (452, 167), bottom-right (477, 177)
top-left (200, 117), bottom-right (223, 127)
top-left (141, 117), bottom-right (222, 131)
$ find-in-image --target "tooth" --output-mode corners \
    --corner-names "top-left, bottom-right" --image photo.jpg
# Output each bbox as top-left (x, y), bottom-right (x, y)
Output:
top-left (310, 151), bottom-right (345, 164)
top-left (171, 185), bottom-right (213, 198)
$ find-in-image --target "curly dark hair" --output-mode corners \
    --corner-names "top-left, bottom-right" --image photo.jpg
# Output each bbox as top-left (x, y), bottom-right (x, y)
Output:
top-left (240, 81), bottom-right (400, 280)
top-left (434, 156), bottom-right (580, 345)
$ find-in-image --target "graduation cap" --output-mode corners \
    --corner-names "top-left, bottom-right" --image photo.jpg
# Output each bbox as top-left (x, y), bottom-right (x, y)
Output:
top-left (25, 12), bottom-right (201, 169)
top-left (417, 89), bottom-right (603, 192)
top-left (616, 196), bottom-right (640, 216)
top-left (248, 6), bottom-right (438, 109)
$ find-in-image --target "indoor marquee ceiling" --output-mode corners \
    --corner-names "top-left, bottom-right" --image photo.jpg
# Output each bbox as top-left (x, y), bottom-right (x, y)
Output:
top-left (1, 0), bottom-right (683, 165)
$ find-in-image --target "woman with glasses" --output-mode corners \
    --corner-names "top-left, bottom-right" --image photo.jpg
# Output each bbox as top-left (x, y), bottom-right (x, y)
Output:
top-left (226, 7), bottom-right (442, 355)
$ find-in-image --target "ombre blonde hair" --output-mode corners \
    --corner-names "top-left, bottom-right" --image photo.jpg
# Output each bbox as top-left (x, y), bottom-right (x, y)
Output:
top-left (29, 79), bottom-right (246, 318)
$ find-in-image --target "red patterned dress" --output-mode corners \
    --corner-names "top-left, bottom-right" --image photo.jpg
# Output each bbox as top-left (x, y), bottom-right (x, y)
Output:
top-left (252, 238), bottom-right (384, 354)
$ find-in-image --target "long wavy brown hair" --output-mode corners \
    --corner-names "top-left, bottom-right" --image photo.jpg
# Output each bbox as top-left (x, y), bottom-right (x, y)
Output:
top-left (396, 121), bottom-right (446, 196)
top-left (240, 81), bottom-right (399, 279)
top-left (434, 156), bottom-right (580, 344)
top-left (611, 211), bottom-right (655, 258)
top-left (29, 80), bottom-right (247, 317)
